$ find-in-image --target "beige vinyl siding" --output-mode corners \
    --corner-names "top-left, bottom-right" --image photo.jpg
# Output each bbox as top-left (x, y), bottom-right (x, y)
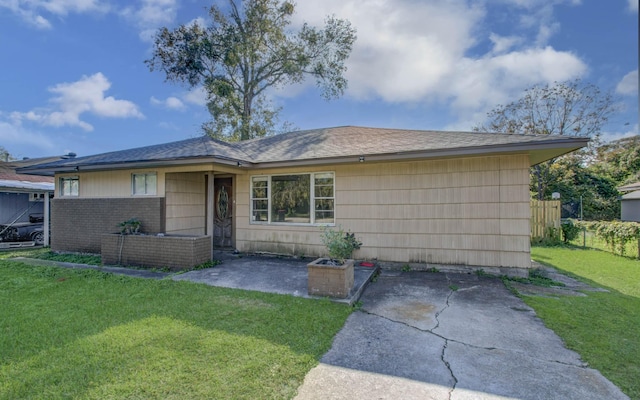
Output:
top-left (55, 164), bottom-right (244, 198)
top-left (57, 170), bottom-right (166, 198)
top-left (165, 172), bottom-right (206, 235)
top-left (235, 154), bottom-right (531, 269)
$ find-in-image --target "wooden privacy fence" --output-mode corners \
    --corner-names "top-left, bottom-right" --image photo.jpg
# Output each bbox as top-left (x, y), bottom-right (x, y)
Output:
top-left (530, 200), bottom-right (561, 239)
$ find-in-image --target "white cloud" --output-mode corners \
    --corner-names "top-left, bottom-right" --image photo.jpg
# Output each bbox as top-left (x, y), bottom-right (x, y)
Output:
top-left (292, 0), bottom-right (485, 103)
top-left (489, 33), bottom-right (524, 55)
top-left (629, 0), bottom-right (639, 12)
top-left (601, 123), bottom-right (639, 143)
top-left (616, 70), bottom-right (639, 95)
top-left (0, 120), bottom-right (56, 154)
top-left (42, 0), bottom-right (108, 15)
top-left (182, 87), bottom-right (208, 106)
top-left (0, 0), bottom-right (107, 29)
top-left (289, 0), bottom-right (586, 123)
top-left (447, 47), bottom-right (587, 112)
top-left (10, 73), bottom-right (143, 132)
top-left (151, 96), bottom-right (185, 110)
top-left (120, 0), bottom-right (178, 42)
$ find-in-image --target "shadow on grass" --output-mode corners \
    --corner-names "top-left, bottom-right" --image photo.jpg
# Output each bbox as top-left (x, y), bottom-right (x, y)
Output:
top-left (1, 316), bottom-right (311, 399)
top-left (0, 261), bottom-right (353, 399)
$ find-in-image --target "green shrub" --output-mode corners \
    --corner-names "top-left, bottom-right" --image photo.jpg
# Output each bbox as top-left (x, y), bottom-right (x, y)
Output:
top-left (320, 226), bottom-right (362, 263)
top-left (575, 220), bottom-right (640, 256)
top-left (561, 219), bottom-right (581, 243)
top-left (118, 218), bottom-right (141, 235)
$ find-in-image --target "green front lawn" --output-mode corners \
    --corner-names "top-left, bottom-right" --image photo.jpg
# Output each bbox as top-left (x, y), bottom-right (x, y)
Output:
top-left (0, 258), bottom-right (352, 399)
top-left (529, 246), bottom-right (640, 399)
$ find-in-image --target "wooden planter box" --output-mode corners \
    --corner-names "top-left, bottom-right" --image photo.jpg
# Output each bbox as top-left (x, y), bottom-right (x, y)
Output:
top-left (307, 258), bottom-right (354, 298)
top-left (101, 234), bottom-right (211, 271)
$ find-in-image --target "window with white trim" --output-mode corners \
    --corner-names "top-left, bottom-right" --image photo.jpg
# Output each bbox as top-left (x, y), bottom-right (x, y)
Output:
top-left (251, 172), bottom-right (334, 224)
top-left (60, 177), bottom-right (79, 197)
top-left (132, 173), bottom-right (157, 195)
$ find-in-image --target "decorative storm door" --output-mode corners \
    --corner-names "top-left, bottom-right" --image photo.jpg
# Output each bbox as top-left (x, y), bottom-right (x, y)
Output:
top-left (213, 178), bottom-right (233, 248)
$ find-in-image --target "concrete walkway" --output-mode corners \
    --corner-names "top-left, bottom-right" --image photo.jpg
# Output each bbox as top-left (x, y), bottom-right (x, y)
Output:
top-left (295, 270), bottom-right (628, 400)
top-left (172, 253), bottom-right (376, 305)
top-left (13, 254), bottom-right (377, 305)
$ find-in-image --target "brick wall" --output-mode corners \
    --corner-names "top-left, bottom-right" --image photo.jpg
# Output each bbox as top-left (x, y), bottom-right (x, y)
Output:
top-left (101, 234), bottom-right (211, 270)
top-left (52, 198), bottom-right (165, 253)
top-left (307, 259), bottom-right (354, 298)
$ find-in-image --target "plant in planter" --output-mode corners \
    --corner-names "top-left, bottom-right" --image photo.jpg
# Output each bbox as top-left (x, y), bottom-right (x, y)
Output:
top-left (118, 218), bottom-right (142, 235)
top-left (320, 226), bottom-right (362, 265)
top-left (307, 226), bottom-right (362, 298)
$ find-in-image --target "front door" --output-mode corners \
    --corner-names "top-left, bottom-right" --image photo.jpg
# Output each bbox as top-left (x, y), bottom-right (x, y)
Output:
top-left (213, 177), bottom-right (233, 248)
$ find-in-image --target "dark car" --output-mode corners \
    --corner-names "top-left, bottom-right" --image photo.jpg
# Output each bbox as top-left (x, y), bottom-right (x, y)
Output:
top-left (0, 222), bottom-right (45, 245)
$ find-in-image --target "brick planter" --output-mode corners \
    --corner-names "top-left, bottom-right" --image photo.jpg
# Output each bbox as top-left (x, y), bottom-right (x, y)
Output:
top-left (101, 234), bottom-right (211, 271)
top-left (307, 258), bottom-right (354, 298)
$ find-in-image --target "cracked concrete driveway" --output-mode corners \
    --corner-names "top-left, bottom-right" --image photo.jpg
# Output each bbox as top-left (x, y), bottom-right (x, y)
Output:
top-left (295, 271), bottom-right (628, 400)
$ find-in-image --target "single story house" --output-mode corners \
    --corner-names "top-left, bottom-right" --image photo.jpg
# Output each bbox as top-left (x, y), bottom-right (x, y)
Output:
top-left (20, 126), bottom-right (588, 274)
top-left (618, 181), bottom-right (640, 222)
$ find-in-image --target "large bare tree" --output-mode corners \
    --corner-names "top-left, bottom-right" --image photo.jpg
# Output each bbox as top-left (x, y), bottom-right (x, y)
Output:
top-left (474, 79), bottom-right (617, 200)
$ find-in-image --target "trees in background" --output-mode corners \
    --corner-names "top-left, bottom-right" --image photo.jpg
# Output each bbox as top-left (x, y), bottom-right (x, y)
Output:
top-left (547, 153), bottom-right (622, 220)
top-left (592, 136), bottom-right (640, 185)
top-left (475, 79), bottom-right (640, 220)
top-left (474, 79), bottom-right (617, 203)
top-left (525, 137), bottom-right (639, 221)
top-left (146, 0), bottom-right (356, 141)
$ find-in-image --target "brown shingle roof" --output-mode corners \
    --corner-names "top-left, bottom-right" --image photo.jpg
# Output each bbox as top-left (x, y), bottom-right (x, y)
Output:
top-left (240, 126), bottom-right (585, 163)
top-left (18, 126), bottom-right (589, 173)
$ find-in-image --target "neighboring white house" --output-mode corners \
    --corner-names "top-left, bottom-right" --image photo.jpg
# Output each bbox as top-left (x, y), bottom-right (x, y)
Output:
top-left (0, 156), bottom-right (72, 246)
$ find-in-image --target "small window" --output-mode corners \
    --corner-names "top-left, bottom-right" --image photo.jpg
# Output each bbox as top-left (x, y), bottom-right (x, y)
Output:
top-left (314, 173), bottom-right (334, 223)
top-left (60, 177), bottom-right (79, 197)
top-left (132, 173), bottom-right (157, 196)
top-left (251, 176), bottom-right (269, 222)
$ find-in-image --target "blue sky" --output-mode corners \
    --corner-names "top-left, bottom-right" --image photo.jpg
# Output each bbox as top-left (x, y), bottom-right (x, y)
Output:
top-left (0, 0), bottom-right (637, 159)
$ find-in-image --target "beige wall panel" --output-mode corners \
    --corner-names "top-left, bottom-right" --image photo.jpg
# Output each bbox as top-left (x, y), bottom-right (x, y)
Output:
top-left (500, 252), bottom-right (530, 269)
top-left (500, 219), bottom-right (530, 235)
top-left (499, 235), bottom-right (530, 252)
top-left (340, 218), bottom-right (501, 236)
top-left (165, 172), bottom-right (205, 235)
top-left (58, 170), bottom-right (166, 198)
top-left (500, 185), bottom-right (530, 203)
top-left (500, 155), bottom-right (530, 170)
top-left (167, 217), bottom-right (205, 233)
top-left (339, 219), bottom-right (381, 234)
top-left (500, 169), bottom-right (529, 185)
top-left (166, 205), bottom-right (205, 218)
top-left (234, 154), bottom-right (533, 268)
top-left (498, 203), bottom-right (530, 219)
top-left (236, 206), bottom-right (250, 218)
top-left (56, 163), bottom-right (243, 199)
top-left (338, 203), bottom-right (503, 220)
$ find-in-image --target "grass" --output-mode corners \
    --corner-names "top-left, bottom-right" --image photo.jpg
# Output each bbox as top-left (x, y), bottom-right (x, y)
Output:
top-left (0, 257), bottom-right (352, 399)
top-left (0, 248), bottom-right (102, 265)
top-left (528, 246), bottom-right (640, 399)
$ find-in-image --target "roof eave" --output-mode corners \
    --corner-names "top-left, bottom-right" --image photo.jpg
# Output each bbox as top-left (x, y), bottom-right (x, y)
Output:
top-left (249, 138), bottom-right (589, 169)
top-left (18, 156), bottom-right (254, 174)
top-left (16, 135), bottom-right (589, 173)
